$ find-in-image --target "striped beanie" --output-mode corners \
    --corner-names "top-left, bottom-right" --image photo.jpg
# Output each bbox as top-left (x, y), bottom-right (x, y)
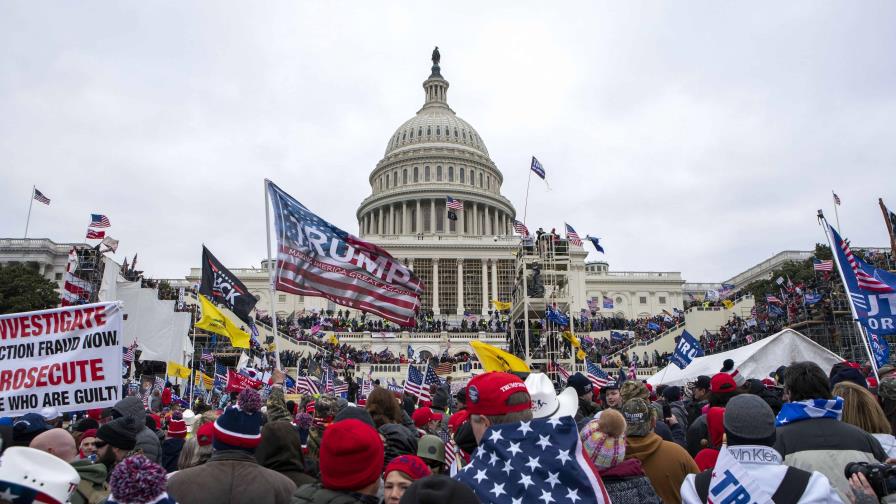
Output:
top-left (213, 388), bottom-right (263, 452)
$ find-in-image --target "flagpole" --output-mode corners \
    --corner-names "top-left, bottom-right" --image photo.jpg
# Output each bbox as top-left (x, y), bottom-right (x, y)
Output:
top-left (264, 180), bottom-right (283, 370)
top-left (522, 169), bottom-right (532, 225)
top-left (24, 186), bottom-right (35, 238)
top-left (522, 257), bottom-right (531, 366)
top-left (832, 191), bottom-right (841, 235)
top-left (189, 309), bottom-right (197, 408)
top-left (818, 212), bottom-right (879, 380)
top-left (880, 198), bottom-right (896, 256)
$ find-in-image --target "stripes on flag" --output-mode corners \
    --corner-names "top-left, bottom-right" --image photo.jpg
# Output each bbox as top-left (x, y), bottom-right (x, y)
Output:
top-left (90, 214), bottom-right (111, 228)
top-left (86, 228), bottom-right (105, 240)
top-left (435, 362), bottom-right (453, 375)
top-left (813, 259), bottom-right (834, 272)
top-left (586, 360), bottom-right (609, 388)
top-left (267, 181), bottom-right (423, 327)
top-left (33, 188), bottom-right (51, 205)
top-left (512, 219), bottom-right (530, 237)
top-left (297, 375), bottom-right (320, 396)
top-left (446, 196), bottom-right (463, 211)
top-left (833, 191), bottom-right (841, 206)
top-left (404, 366), bottom-right (430, 401)
top-left (837, 231), bottom-right (894, 293)
top-left (766, 295), bottom-right (783, 305)
top-left (565, 223), bottom-right (582, 246)
top-left (201, 348), bottom-right (215, 363)
top-left (123, 341), bottom-right (138, 363)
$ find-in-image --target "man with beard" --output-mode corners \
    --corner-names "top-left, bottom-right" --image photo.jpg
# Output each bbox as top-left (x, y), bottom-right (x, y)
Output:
top-left (94, 417), bottom-right (138, 476)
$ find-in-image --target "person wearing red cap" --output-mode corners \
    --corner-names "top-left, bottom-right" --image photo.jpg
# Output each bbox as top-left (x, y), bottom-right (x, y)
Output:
top-left (686, 373), bottom-right (740, 456)
top-left (382, 454), bottom-right (431, 504)
top-left (411, 407), bottom-right (443, 436)
top-left (292, 418), bottom-right (385, 504)
top-left (465, 372), bottom-right (532, 444)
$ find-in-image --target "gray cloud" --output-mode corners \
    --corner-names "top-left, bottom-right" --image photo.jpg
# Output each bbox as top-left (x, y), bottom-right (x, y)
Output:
top-left (1, 1), bottom-right (894, 283)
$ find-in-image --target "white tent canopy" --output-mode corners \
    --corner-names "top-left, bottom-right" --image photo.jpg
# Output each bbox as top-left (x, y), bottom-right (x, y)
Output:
top-left (647, 329), bottom-right (844, 387)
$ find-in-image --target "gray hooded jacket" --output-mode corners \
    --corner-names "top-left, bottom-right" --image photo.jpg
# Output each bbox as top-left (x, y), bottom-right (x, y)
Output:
top-left (112, 396), bottom-right (161, 462)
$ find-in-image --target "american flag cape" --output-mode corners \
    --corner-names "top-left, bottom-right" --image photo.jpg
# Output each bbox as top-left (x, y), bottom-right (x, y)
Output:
top-left (266, 181), bottom-right (423, 326)
top-left (455, 416), bottom-right (610, 503)
top-left (403, 366), bottom-right (430, 401)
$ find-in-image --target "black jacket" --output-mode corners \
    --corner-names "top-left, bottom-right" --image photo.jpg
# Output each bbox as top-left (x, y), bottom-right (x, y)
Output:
top-left (291, 484), bottom-right (378, 504)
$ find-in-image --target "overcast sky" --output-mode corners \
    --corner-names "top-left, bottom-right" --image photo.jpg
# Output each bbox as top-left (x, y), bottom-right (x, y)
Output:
top-left (2, 2), bottom-right (894, 283)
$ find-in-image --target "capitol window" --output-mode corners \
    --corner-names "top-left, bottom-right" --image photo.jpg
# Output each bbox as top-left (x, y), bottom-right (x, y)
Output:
top-left (479, 172), bottom-right (483, 187)
top-left (462, 130), bottom-right (467, 139)
top-left (425, 166), bottom-right (430, 181)
top-left (459, 168), bottom-right (465, 183)
top-left (659, 296), bottom-right (667, 304)
top-left (436, 126), bottom-right (441, 136)
top-left (402, 132), bottom-right (406, 141)
top-left (639, 296), bottom-right (647, 304)
top-left (437, 166), bottom-right (442, 181)
top-left (418, 127), bottom-right (422, 136)
top-left (454, 128), bottom-right (458, 137)
top-left (409, 129), bottom-right (414, 139)
top-left (393, 170), bottom-right (398, 186)
top-left (486, 176), bottom-right (490, 190)
top-left (427, 126), bottom-right (431, 136)
top-left (448, 166), bottom-right (454, 181)
top-left (403, 169), bottom-right (408, 184)
top-left (414, 167), bottom-right (419, 182)
top-left (385, 174), bottom-right (390, 188)
top-left (470, 170), bottom-right (475, 185)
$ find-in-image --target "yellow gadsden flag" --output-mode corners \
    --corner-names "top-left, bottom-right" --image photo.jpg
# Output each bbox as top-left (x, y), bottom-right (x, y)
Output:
top-left (196, 294), bottom-right (250, 348)
top-left (722, 299), bottom-right (735, 310)
top-left (470, 340), bottom-right (529, 373)
top-left (491, 299), bottom-right (512, 311)
top-left (167, 361), bottom-right (191, 380)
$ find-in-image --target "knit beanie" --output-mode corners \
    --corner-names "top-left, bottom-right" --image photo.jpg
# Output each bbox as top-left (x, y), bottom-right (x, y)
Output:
top-left (333, 406), bottom-right (376, 429)
top-left (167, 420), bottom-right (187, 438)
top-left (319, 419), bottom-right (384, 491)
top-left (195, 422), bottom-right (214, 447)
top-left (399, 474), bottom-right (481, 504)
top-left (384, 454), bottom-right (432, 481)
top-left (97, 417), bottom-right (138, 451)
top-left (724, 394), bottom-right (776, 447)
top-left (107, 454), bottom-right (176, 504)
top-left (580, 410), bottom-right (627, 469)
top-left (213, 388), bottom-right (263, 452)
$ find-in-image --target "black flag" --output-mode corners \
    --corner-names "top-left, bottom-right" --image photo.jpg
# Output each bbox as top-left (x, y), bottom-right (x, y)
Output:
top-left (199, 246), bottom-right (258, 325)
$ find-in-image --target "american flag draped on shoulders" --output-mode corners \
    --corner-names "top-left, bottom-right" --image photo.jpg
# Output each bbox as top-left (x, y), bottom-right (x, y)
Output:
top-left (455, 416), bottom-right (610, 503)
top-left (266, 180), bottom-right (423, 326)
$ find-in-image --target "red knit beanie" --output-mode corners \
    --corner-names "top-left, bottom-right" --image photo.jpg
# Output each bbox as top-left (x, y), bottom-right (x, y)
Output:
top-left (384, 455), bottom-right (431, 481)
top-left (319, 419), bottom-right (384, 491)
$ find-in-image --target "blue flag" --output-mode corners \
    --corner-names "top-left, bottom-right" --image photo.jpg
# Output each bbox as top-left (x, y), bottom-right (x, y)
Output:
top-left (610, 331), bottom-right (626, 342)
top-left (646, 321), bottom-right (661, 332)
top-left (530, 156), bottom-right (546, 179)
top-left (670, 330), bottom-right (704, 369)
top-left (586, 236), bottom-right (605, 254)
top-left (804, 293), bottom-right (823, 305)
top-left (869, 332), bottom-right (891, 370)
top-left (767, 304), bottom-right (785, 317)
top-left (545, 306), bottom-right (569, 327)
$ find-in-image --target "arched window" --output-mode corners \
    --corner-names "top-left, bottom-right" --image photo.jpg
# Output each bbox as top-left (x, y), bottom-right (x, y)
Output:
top-left (402, 132), bottom-right (406, 141)
top-left (454, 128), bottom-right (458, 138)
top-left (462, 130), bottom-right (466, 140)
top-left (403, 169), bottom-right (408, 184)
top-left (427, 126), bottom-right (431, 136)
top-left (479, 172), bottom-right (483, 187)
top-left (437, 166), bottom-right (443, 181)
top-left (413, 167), bottom-right (419, 182)
top-left (470, 170), bottom-right (475, 185)
top-left (486, 176), bottom-right (490, 190)
top-left (436, 126), bottom-right (441, 136)
top-left (459, 168), bottom-right (465, 183)
top-left (409, 129), bottom-right (414, 139)
top-left (385, 174), bottom-right (390, 188)
top-left (448, 166), bottom-right (454, 182)
top-left (425, 166), bottom-right (431, 182)
top-left (393, 171), bottom-right (398, 186)
top-left (418, 127), bottom-right (422, 137)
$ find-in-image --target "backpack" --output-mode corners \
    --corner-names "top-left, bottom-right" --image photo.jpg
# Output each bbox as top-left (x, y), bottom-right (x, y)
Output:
top-left (694, 466), bottom-right (811, 504)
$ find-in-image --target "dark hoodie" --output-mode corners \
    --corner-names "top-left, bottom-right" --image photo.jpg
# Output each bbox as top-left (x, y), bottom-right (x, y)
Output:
top-left (379, 423), bottom-right (418, 466)
top-left (256, 422), bottom-right (317, 488)
top-left (112, 396), bottom-right (161, 462)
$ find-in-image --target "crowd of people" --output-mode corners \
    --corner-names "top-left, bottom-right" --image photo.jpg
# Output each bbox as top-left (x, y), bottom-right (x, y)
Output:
top-left (7, 356), bottom-right (896, 503)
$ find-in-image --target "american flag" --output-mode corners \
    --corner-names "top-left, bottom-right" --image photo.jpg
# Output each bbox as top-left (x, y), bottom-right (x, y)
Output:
top-left (154, 376), bottom-right (166, 393)
top-left (123, 341), bottom-right (137, 363)
top-left (586, 361), bottom-right (609, 388)
top-left (512, 220), bottom-right (530, 237)
top-left (404, 366), bottom-right (430, 401)
top-left (435, 362), bottom-right (453, 375)
top-left (833, 191), bottom-right (841, 206)
top-left (200, 348), bottom-right (214, 363)
top-left (813, 259), bottom-right (834, 272)
top-left (86, 228), bottom-right (105, 240)
top-left (214, 362), bottom-right (228, 391)
top-left (446, 196), bottom-right (463, 211)
top-left (549, 361), bottom-right (571, 382)
top-left (834, 226), bottom-right (894, 293)
top-left (766, 295), bottom-right (783, 305)
top-left (530, 156), bottom-right (546, 179)
top-left (361, 376), bottom-right (373, 398)
top-left (333, 379), bottom-right (349, 396)
top-left (456, 417), bottom-right (610, 503)
top-left (297, 374), bottom-right (320, 395)
top-left (565, 223), bottom-right (582, 246)
top-left (33, 188), bottom-right (50, 205)
top-left (424, 365), bottom-right (443, 387)
top-left (267, 181), bottom-right (423, 327)
top-left (627, 360), bottom-right (637, 380)
top-left (445, 438), bottom-right (459, 472)
top-left (89, 214), bottom-right (111, 228)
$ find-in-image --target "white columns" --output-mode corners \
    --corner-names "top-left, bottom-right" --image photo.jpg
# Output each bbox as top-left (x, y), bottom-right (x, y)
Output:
top-left (485, 206), bottom-right (491, 236)
top-left (402, 202), bottom-right (408, 234)
top-left (429, 199), bottom-right (435, 233)
top-left (416, 200), bottom-right (422, 233)
top-left (432, 259), bottom-right (440, 315)
top-left (491, 258), bottom-right (499, 303)
top-left (456, 259), bottom-right (464, 315)
top-left (378, 207), bottom-right (384, 234)
top-left (443, 200), bottom-right (449, 234)
top-left (473, 203), bottom-right (480, 235)
top-left (481, 259), bottom-right (488, 314)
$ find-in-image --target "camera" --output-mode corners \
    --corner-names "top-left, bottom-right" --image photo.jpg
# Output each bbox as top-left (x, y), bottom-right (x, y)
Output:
top-left (845, 462), bottom-right (896, 498)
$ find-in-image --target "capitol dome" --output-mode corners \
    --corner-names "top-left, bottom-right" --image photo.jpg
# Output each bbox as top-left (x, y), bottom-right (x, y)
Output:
top-left (357, 49), bottom-right (515, 239)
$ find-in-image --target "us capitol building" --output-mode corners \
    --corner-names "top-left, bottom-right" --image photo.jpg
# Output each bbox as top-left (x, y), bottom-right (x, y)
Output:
top-left (236, 49), bottom-right (686, 322)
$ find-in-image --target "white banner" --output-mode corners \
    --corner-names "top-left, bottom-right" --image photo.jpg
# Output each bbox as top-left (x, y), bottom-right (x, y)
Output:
top-left (0, 302), bottom-right (123, 416)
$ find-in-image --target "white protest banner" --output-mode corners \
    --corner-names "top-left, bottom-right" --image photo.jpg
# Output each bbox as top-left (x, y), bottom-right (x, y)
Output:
top-left (0, 302), bottom-right (123, 416)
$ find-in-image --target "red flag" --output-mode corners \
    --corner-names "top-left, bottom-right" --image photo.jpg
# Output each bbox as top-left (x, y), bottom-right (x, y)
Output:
top-left (86, 228), bottom-right (105, 239)
top-left (225, 370), bottom-right (263, 393)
